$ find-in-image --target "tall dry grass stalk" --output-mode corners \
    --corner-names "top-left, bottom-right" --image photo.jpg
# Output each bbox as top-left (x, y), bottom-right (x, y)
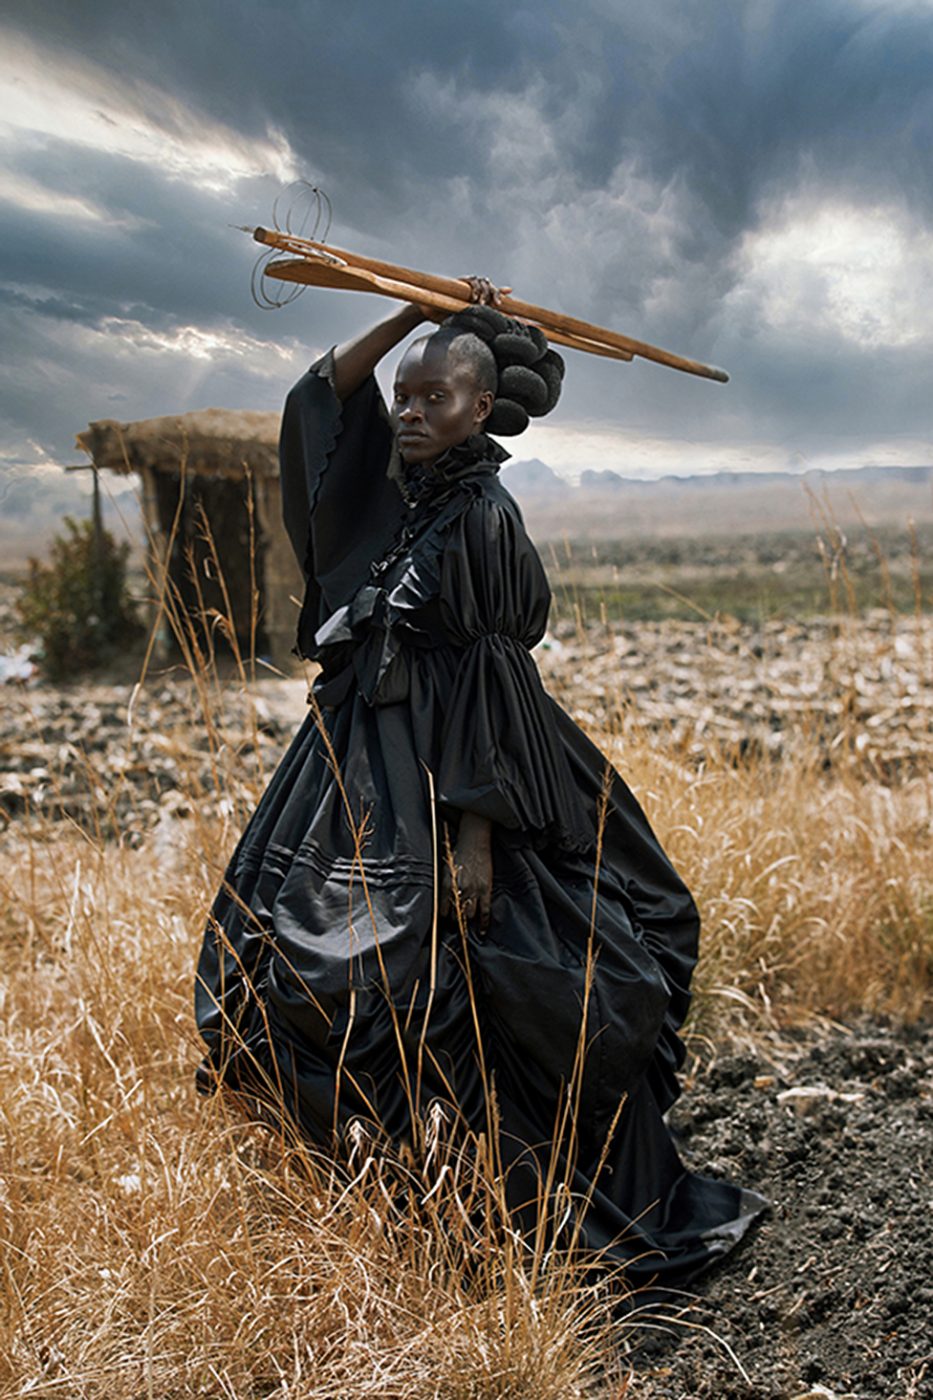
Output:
top-left (2, 495), bottom-right (931, 1395)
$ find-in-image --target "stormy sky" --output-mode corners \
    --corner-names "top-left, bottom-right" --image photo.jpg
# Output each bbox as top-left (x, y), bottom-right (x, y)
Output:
top-left (1, 0), bottom-right (931, 502)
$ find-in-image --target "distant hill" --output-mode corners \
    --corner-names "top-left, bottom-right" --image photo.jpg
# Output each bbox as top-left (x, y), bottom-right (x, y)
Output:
top-left (502, 458), bottom-right (571, 496)
top-left (571, 465), bottom-right (933, 492)
top-left (503, 462), bottom-right (933, 539)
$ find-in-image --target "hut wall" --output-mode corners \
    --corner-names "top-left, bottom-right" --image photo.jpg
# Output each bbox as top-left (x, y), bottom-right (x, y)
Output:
top-left (254, 474), bottom-right (304, 667)
top-left (142, 467), bottom-right (303, 669)
top-left (139, 466), bottom-right (172, 658)
top-left (81, 410), bottom-right (304, 671)
top-left (146, 470), bottom-right (263, 662)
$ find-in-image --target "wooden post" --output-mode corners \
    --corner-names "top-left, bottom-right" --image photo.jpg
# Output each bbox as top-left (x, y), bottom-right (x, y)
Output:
top-left (91, 465), bottom-right (104, 616)
top-left (65, 462), bottom-right (105, 617)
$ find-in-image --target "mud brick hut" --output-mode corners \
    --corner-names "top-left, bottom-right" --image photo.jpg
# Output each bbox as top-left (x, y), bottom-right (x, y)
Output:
top-left (77, 410), bottom-right (303, 668)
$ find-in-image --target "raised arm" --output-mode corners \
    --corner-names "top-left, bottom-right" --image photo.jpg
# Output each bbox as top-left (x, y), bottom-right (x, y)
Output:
top-left (331, 278), bottom-right (509, 400)
top-left (331, 304), bottom-right (429, 400)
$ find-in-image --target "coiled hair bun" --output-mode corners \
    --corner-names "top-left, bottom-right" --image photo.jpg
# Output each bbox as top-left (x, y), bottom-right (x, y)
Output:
top-left (443, 304), bottom-right (565, 437)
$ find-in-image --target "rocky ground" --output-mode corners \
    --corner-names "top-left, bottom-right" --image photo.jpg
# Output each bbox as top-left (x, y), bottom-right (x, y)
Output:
top-left (631, 1019), bottom-right (933, 1400)
top-left (0, 674), bottom-right (303, 835)
top-left (539, 613), bottom-right (933, 778)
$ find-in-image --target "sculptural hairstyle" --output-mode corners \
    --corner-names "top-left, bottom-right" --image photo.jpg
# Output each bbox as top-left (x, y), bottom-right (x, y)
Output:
top-left (441, 305), bottom-right (566, 436)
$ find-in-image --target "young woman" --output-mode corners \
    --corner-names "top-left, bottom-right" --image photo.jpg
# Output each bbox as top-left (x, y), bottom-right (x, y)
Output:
top-left (195, 287), bottom-right (765, 1295)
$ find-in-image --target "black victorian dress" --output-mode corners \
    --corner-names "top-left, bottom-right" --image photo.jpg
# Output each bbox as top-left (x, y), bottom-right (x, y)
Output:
top-left (195, 353), bottom-right (765, 1294)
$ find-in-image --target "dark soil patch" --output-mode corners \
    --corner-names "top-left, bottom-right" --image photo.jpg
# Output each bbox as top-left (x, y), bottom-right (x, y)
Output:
top-left (631, 1019), bottom-right (933, 1398)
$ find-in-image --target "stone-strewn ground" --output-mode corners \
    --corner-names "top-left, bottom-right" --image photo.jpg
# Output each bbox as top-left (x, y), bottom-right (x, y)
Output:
top-left (3, 614), bottom-right (931, 833)
top-left (631, 1019), bottom-right (933, 1400)
top-left (539, 614), bottom-right (933, 777)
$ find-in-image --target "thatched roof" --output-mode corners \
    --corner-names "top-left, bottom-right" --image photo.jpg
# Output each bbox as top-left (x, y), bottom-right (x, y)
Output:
top-left (77, 409), bottom-right (280, 478)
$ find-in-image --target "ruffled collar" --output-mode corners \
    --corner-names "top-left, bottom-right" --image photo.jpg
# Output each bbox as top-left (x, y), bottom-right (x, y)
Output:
top-left (394, 432), bottom-right (510, 506)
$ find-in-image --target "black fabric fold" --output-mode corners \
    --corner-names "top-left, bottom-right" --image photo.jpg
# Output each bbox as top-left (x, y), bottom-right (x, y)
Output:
top-left (436, 494), bottom-right (591, 848)
top-left (279, 350), bottom-right (407, 658)
top-left (438, 633), bottom-right (593, 850)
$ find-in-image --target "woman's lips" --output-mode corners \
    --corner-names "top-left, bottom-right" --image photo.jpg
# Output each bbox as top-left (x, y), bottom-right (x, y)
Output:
top-left (397, 431), bottom-right (429, 445)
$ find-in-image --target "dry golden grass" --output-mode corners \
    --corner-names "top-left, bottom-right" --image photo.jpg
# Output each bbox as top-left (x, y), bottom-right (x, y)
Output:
top-left (2, 508), bottom-right (931, 1396)
top-left (0, 817), bottom-right (639, 1398)
top-left (1, 654), bottom-right (643, 1390)
top-left (613, 727), bottom-right (933, 1031)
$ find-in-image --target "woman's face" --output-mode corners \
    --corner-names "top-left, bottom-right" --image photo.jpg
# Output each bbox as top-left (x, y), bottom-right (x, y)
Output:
top-left (392, 340), bottom-right (493, 467)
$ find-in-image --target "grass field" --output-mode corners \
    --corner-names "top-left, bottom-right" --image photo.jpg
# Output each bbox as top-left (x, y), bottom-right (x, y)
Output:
top-left (1, 525), bottom-right (931, 1395)
top-left (544, 522), bottom-right (933, 626)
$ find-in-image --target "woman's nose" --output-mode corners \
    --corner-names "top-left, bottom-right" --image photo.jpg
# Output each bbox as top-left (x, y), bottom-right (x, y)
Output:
top-left (399, 400), bottom-right (423, 422)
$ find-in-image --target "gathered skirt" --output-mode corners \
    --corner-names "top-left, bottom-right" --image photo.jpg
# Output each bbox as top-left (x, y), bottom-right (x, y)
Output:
top-left (196, 651), bottom-right (765, 1292)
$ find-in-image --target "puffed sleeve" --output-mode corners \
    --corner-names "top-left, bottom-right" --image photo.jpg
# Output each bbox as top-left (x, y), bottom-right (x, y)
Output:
top-left (436, 494), bottom-right (593, 851)
top-left (279, 350), bottom-right (405, 654)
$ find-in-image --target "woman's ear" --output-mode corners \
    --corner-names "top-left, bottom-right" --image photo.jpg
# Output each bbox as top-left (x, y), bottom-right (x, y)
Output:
top-left (475, 389), bottom-right (495, 427)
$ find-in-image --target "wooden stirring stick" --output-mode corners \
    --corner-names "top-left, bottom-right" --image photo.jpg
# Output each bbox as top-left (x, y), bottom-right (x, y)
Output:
top-left (253, 227), bottom-right (726, 382)
top-left (264, 257), bottom-right (636, 363)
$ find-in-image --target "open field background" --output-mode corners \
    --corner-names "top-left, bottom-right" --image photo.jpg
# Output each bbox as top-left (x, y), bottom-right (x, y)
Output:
top-left (544, 523), bottom-right (933, 627)
top-left (1, 516), bottom-right (932, 1397)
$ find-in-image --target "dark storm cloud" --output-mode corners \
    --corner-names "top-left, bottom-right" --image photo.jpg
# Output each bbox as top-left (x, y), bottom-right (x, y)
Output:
top-left (1, 148), bottom-right (252, 330)
top-left (0, 6), bottom-right (908, 216)
top-left (10, 0), bottom-right (928, 241)
top-left (1, 0), bottom-right (931, 475)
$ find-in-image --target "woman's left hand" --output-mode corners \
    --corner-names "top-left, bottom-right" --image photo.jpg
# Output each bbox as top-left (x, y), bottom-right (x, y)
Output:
top-left (463, 275), bottom-right (512, 307)
top-left (413, 276), bottom-right (513, 327)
